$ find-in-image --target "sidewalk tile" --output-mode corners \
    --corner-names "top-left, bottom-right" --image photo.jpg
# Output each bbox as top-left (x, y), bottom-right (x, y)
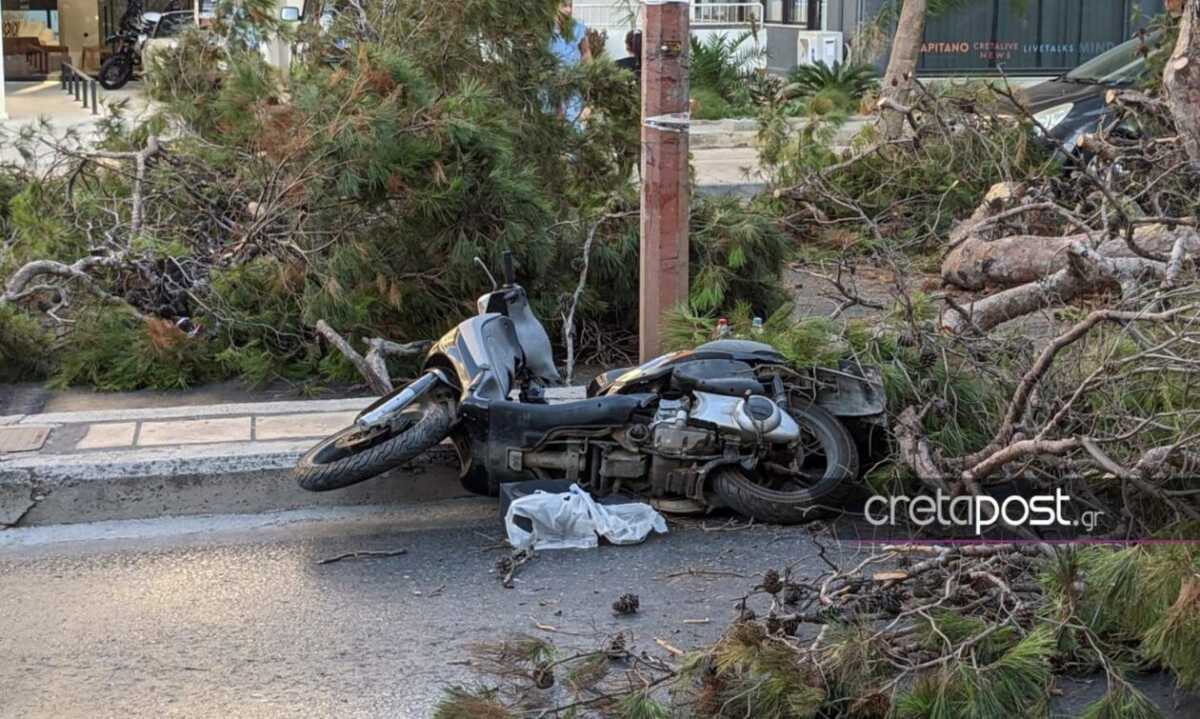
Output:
top-left (138, 417), bottom-right (252, 446)
top-left (0, 426), bottom-right (51, 453)
top-left (254, 412), bottom-right (358, 441)
top-left (76, 422), bottom-right (138, 450)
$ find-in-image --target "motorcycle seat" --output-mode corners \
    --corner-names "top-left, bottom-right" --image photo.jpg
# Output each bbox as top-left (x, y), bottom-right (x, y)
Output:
top-left (670, 366), bottom-right (763, 397)
top-left (491, 394), bottom-right (651, 436)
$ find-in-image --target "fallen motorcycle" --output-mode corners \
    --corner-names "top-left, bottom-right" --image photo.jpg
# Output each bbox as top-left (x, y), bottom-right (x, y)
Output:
top-left (292, 252), bottom-right (885, 524)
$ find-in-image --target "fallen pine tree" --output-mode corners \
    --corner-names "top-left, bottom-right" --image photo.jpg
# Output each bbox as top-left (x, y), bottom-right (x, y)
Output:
top-left (0, 0), bottom-right (795, 391)
top-left (434, 541), bottom-right (1200, 718)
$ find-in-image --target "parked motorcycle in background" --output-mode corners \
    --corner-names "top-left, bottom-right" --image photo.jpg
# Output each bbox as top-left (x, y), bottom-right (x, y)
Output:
top-left (98, 23), bottom-right (144, 90)
top-left (99, 6), bottom-right (195, 90)
top-left (293, 252), bottom-right (885, 524)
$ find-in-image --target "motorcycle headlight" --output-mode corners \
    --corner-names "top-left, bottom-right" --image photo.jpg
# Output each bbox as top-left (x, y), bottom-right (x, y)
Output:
top-left (1032, 102), bottom-right (1074, 134)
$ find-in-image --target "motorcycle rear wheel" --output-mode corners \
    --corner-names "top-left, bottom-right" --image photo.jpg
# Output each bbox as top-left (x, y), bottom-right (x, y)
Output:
top-left (98, 56), bottom-right (134, 90)
top-left (712, 403), bottom-right (859, 525)
top-left (292, 402), bottom-right (453, 492)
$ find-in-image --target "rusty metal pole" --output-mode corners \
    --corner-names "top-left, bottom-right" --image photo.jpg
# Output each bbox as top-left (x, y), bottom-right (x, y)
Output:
top-left (639, 0), bottom-right (690, 362)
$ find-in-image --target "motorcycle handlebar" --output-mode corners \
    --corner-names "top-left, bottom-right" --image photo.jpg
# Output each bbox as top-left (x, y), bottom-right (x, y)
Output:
top-left (502, 250), bottom-right (515, 286)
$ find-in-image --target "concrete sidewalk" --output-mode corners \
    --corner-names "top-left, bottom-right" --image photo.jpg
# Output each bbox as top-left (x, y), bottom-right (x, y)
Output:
top-left (0, 388), bottom-right (586, 527)
top-left (692, 116), bottom-right (869, 197)
top-left (1, 80), bottom-right (153, 165)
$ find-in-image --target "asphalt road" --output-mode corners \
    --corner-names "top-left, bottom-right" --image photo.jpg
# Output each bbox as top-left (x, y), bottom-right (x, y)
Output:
top-left (0, 499), bottom-right (1193, 718)
top-left (0, 499), bottom-right (856, 718)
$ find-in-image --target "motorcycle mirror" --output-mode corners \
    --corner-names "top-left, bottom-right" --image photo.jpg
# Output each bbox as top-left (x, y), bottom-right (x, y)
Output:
top-left (473, 256), bottom-right (498, 290)
top-left (279, 5), bottom-right (301, 21)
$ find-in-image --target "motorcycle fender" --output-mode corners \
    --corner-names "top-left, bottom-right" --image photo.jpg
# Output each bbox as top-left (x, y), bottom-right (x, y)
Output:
top-left (814, 365), bottom-right (886, 420)
top-left (355, 369), bottom-right (452, 429)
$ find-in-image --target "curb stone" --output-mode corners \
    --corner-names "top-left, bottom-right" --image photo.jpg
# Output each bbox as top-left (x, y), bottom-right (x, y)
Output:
top-left (0, 387), bottom-right (588, 527)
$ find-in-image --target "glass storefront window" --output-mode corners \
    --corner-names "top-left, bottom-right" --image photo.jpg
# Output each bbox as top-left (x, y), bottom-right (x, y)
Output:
top-left (3, 0), bottom-right (64, 79)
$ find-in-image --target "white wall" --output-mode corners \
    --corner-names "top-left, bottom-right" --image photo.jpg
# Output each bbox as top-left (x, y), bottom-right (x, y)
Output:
top-left (59, 0), bottom-right (101, 66)
top-left (0, 32), bottom-right (7, 120)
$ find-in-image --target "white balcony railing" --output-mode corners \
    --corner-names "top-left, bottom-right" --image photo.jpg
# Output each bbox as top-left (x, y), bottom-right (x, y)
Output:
top-left (572, 3), bottom-right (633, 31)
top-left (692, 2), bottom-right (763, 25)
top-left (573, 2), bottom-right (764, 29)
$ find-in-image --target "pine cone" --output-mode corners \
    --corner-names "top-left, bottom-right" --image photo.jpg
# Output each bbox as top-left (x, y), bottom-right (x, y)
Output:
top-left (759, 569), bottom-right (784, 595)
top-left (604, 632), bottom-right (629, 658)
top-left (612, 593), bottom-right (640, 616)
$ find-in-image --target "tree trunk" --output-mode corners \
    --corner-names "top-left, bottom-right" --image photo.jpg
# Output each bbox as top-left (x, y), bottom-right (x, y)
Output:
top-left (878, 0), bottom-right (928, 140)
top-left (942, 224), bottom-right (1184, 290)
top-left (1165, 0), bottom-right (1200, 162)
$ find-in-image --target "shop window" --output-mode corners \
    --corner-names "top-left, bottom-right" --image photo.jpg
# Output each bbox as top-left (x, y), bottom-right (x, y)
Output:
top-left (3, 1), bottom-right (67, 78)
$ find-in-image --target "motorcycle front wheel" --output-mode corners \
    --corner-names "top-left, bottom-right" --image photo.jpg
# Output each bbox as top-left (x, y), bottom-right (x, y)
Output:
top-left (292, 402), bottom-right (454, 492)
top-left (712, 403), bottom-right (859, 525)
top-left (98, 56), bottom-right (133, 90)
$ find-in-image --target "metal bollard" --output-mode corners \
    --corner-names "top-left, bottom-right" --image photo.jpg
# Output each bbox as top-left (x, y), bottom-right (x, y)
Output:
top-left (90, 81), bottom-right (98, 115)
top-left (61, 65), bottom-right (67, 91)
top-left (73, 72), bottom-right (81, 102)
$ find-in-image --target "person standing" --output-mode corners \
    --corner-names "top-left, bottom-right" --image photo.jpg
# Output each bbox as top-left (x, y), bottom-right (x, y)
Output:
top-left (615, 29), bottom-right (642, 83)
top-left (550, 0), bottom-right (591, 124)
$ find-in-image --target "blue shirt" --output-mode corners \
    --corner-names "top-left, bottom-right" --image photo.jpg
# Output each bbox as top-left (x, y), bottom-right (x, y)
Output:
top-left (550, 18), bottom-right (587, 124)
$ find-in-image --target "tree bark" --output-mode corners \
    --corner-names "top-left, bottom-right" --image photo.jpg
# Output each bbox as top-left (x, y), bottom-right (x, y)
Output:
top-left (942, 224), bottom-right (1184, 290)
top-left (1165, 0), bottom-right (1200, 162)
top-left (878, 0), bottom-right (928, 140)
top-left (939, 242), bottom-right (1170, 334)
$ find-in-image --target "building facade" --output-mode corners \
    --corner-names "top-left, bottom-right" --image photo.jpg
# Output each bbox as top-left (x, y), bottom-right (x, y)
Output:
top-left (0, 0), bottom-right (1174, 120)
top-left (838, 0), bottom-right (1165, 75)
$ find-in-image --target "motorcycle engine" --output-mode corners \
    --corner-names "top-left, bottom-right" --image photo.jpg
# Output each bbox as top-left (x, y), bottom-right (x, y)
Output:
top-left (649, 398), bottom-right (716, 458)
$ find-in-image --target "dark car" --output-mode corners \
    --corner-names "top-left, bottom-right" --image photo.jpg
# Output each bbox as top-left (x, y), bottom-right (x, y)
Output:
top-left (1021, 33), bottom-right (1157, 149)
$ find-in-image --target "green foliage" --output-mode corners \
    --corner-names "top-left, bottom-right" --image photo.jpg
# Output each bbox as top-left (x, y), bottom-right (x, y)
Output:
top-left (0, 305), bottom-right (50, 382)
top-left (51, 312), bottom-right (220, 391)
top-left (761, 90), bottom-right (1051, 255)
top-left (1079, 683), bottom-right (1165, 719)
top-left (4, 181), bottom-right (82, 268)
top-left (691, 86), bottom-right (735, 120)
top-left (783, 61), bottom-right (878, 113)
top-left (1088, 546), bottom-right (1195, 637)
top-left (896, 626), bottom-right (1055, 719)
top-left (1140, 13), bottom-right (1181, 93)
top-left (1, 0), bottom-right (788, 392)
top-left (1141, 577), bottom-right (1200, 691)
top-left (691, 32), bottom-right (753, 103)
top-left (691, 622), bottom-right (827, 718)
top-left (662, 303), bottom-right (847, 370)
top-left (820, 621), bottom-right (892, 703)
top-left (689, 197), bottom-right (792, 315)
top-left (916, 611), bottom-right (1020, 663)
top-left (616, 692), bottom-right (671, 719)
top-left (432, 687), bottom-right (515, 719)
top-left (1042, 545), bottom-right (1200, 694)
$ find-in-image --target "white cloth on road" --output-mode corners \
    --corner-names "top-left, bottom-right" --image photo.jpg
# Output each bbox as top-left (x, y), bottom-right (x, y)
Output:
top-left (504, 483), bottom-right (668, 550)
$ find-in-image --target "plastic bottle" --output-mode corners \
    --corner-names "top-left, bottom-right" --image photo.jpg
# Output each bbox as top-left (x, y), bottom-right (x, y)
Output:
top-left (716, 318), bottom-right (731, 339)
top-left (751, 317), bottom-right (764, 336)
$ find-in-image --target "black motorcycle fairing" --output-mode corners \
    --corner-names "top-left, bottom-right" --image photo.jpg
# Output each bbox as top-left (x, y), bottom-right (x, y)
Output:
top-left (477, 285), bottom-right (560, 386)
top-left (586, 367), bottom-right (631, 398)
top-left (592, 341), bottom-right (784, 396)
top-left (693, 339), bottom-right (787, 362)
top-left (423, 313), bottom-right (522, 406)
